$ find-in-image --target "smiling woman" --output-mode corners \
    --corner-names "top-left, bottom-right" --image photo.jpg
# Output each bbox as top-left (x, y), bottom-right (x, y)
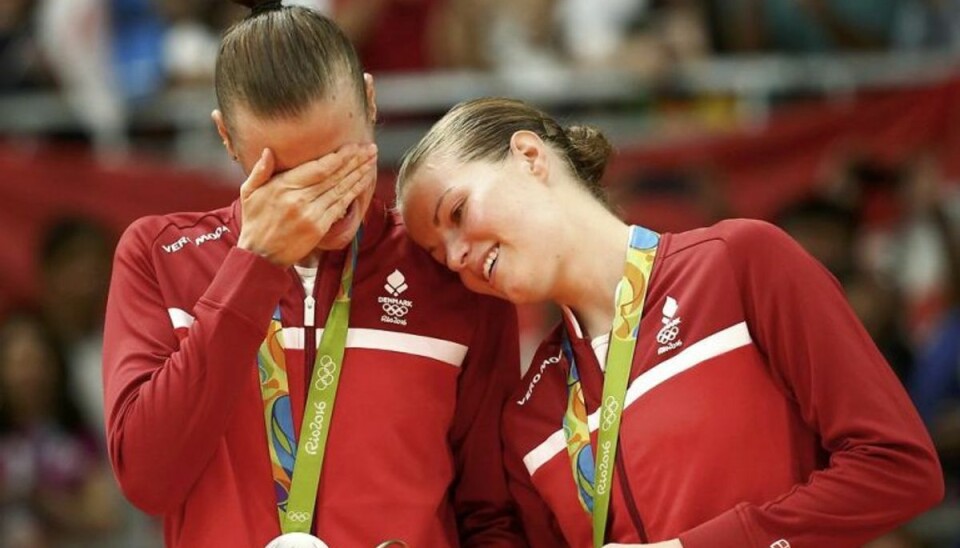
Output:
top-left (397, 98), bottom-right (618, 308)
top-left (396, 97), bottom-right (945, 548)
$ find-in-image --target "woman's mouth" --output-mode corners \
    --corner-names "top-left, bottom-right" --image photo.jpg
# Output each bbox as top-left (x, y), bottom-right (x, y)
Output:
top-left (483, 244), bottom-right (500, 282)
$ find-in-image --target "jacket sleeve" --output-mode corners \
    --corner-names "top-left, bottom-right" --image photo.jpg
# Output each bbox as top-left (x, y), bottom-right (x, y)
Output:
top-left (679, 220), bottom-right (944, 548)
top-left (102, 221), bottom-right (289, 515)
top-left (448, 296), bottom-right (529, 547)
top-left (503, 422), bottom-right (569, 548)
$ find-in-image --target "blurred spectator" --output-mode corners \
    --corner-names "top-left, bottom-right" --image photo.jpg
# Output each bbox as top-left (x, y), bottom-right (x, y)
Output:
top-left (776, 194), bottom-right (916, 381)
top-left (36, 218), bottom-right (114, 439)
top-left (334, 0), bottom-right (434, 72)
top-left (816, 152), bottom-right (912, 285)
top-left (557, 0), bottom-right (707, 75)
top-left (776, 196), bottom-right (858, 282)
top-left (782, 150), bottom-right (960, 545)
top-left (34, 218), bottom-right (163, 547)
top-left (488, 0), bottom-right (561, 75)
top-left (0, 0), bottom-right (51, 92)
top-left (332, 0), bottom-right (487, 72)
top-left (901, 153), bottom-right (960, 546)
top-left (613, 164), bottom-right (733, 234)
top-left (894, 0), bottom-right (960, 52)
top-left (906, 153), bottom-right (960, 422)
top-left (0, 312), bottom-right (118, 547)
top-left (489, 0), bottom-right (708, 79)
top-left (36, 0), bottom-right (128, 155)
top-left (155, 0), bottom-right (245, 86)
top-left (109, 0), bottom-right (166, 100)
top-left (434, 0), bottom-right (497, 69)
top-left (711, 0), bottom-right (900, 53)
top-left (844, 272), bottom-right (915, 382)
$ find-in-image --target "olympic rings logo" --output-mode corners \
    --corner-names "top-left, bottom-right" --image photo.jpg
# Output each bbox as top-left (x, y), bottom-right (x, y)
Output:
top-left (657, 325), bottom-right (680, 344)
top-left (286, 511), bottom-right (312, 523)
top-left (600, 396), bottom-right (620, 431)
top-left (382, 303), bottom-right (410, 317)
top-left (313, 355), bottom-right (337, 391)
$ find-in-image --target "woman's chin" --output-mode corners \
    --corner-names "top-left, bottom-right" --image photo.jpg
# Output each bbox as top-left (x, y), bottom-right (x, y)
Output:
top-left (463, 278), bottom-right (501, 299)
top-left (464, 277), bottom-right (533, 304)
top-left (316, 197), bottom-right (367, 250)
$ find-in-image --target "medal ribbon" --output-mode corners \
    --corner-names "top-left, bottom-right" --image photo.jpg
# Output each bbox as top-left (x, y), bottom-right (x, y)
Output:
top-left (257, 230), bottom-right (361, 534)
top-left (561, 225), bottom-right (659, 548)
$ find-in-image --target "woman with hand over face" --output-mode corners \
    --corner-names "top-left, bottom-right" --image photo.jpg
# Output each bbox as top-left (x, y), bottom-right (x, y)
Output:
top-left (396, 97), bottom-right (944, 548)
top-left (102, 4), bottom-right (527, 546)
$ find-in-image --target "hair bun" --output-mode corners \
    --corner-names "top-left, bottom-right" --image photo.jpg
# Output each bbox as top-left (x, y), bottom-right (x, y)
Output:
top-left (563, 125), bottom-right (613, 189)
top-left (232, 0), bottom-right (284, 9)
top-left (233, 0), bottom-right (285, 16)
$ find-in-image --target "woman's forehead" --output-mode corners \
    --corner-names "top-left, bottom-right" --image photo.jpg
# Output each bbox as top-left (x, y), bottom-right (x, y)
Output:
top-left (233, 95), bottom-right (370, 169)
top-left (402, 166), bottom-right (447, 214)
top-left (400, 168), bottom-right (452, 237)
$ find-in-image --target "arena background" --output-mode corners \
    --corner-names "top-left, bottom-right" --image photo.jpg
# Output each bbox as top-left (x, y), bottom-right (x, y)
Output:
top-left (0, 0), bottom-right (959, 546)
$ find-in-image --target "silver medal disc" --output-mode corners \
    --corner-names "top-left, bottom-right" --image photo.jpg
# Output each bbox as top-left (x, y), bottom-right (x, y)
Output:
top-left (264, 532), bottom-right (329, 548)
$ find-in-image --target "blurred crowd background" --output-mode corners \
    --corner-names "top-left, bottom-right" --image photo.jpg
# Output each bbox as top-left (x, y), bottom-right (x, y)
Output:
top-left (2, 0), bottom-right (960, 546)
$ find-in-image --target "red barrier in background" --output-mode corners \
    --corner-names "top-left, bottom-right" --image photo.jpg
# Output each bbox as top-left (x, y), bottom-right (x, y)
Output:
top-left (608, 78), bottom-right (960, 233)
top-left (2, 78), bottom-right (959, 313)
top-left (0, 146), bottom-right (236, 310)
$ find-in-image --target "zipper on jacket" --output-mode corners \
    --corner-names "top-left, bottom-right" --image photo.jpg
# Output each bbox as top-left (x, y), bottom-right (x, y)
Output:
top-left (294, 269), bottom-right (318, 403)
top-left (303, 298), bottom-right (318, 388)
top-left (615, 444), bottom-right (648, 542)
top-left (303, 295), bottom-right (316, 327)
top-left (292, 266), bottom-right (321, 529)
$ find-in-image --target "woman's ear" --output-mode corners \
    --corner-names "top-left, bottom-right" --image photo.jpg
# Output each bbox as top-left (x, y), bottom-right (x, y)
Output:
top-left (211, 110), bottom-right (238, 161)
top-left (364, 73), bottom-right (378, 125)
top-left (510, 130), bottom-right (549, 182)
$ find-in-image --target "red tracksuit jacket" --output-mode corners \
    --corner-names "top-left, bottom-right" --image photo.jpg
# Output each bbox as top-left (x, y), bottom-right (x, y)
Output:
top-left (504, 219), bottom-right (943, 548)
top-left (103, 198), bottom-right (526, 547)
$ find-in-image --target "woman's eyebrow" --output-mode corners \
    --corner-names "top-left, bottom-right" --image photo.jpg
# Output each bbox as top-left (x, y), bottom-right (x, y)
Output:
top-left (433, 187), bottom-right (455, 226)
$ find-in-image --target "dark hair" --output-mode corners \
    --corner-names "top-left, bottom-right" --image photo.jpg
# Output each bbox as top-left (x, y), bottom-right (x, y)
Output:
top-left (775, 196), bottom-right (858, 238)
top-left (397, 98), bottom-right (613, 205)
top-left (39, 217), bottom-right (113, 272)
top-left (216, 1), bottom-right (367, 122)
top-left (0, 311), bottom-right (85, 434)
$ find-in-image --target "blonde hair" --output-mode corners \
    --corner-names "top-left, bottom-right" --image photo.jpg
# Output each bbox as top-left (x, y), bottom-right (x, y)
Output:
top-left (216, 3), bottom-right (367, 122)
top-left (397, 98), bottom-right (613, 204)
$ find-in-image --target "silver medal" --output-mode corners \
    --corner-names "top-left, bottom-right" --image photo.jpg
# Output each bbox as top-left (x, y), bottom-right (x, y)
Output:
top-left (264, 532), bottom-right (329, 548)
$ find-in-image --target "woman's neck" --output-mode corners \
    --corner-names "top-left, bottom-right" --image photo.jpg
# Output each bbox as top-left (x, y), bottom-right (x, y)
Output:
top-left (552, 206), bottom-right (632, 339)
top-left (297, 251), bottom-right (322, 269)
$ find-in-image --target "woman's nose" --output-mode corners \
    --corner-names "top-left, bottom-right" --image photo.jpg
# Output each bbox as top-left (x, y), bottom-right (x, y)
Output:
top-left (445, 237), bottom-right (469, 272)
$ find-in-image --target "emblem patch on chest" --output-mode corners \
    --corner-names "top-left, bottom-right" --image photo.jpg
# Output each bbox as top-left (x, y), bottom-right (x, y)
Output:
top-left (657, 296), bottom-right (683, 355)
top-left (379, 269), bottom-right (413, 326)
